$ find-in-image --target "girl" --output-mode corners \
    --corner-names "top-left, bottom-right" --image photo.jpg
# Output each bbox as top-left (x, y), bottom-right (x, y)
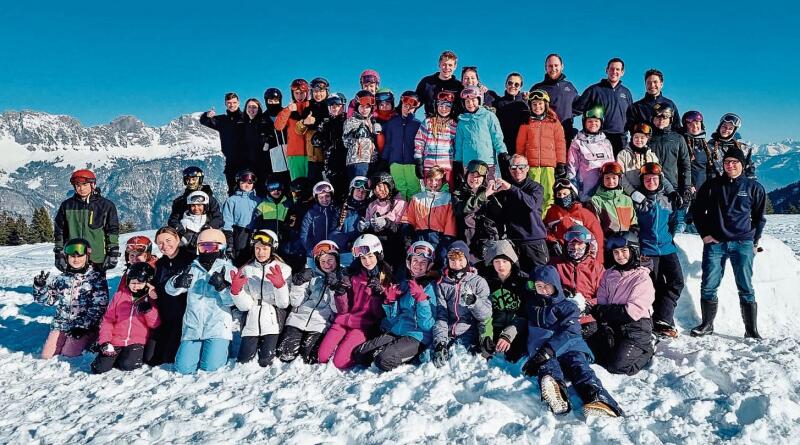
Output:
top-left (588, 162), bottom-right (638, 237)
top-left (414, 91), bottom-right (458, 189)
top-left (180, 190), bottom-right (212, 249)
top-left (343, 90), bottom-right (384, 180)
top-left (567, 105), bottom-right (614, 201)
top-left (330, 176), bottom-right (370, 268)
top-left (455, 86), bottom-right (508, 182)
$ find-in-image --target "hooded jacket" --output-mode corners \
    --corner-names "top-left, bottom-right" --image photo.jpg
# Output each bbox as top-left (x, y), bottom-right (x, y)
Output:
top-left (231, 259), bottom-right (291, 337)
top-left (433, 267), bottom-right (492, 345)
top-left (33, 266), bottom-right (109, 331)
top-left (455, 107), bottom-right (508, 165)
top-left (54, 190), bottom-right (120, 265)
top-left (649, 127), bottom-right (692, 193)
top-left (567, 131), bottom-right (615, 200)
top-left (382, 113), bottom-right (422, 165)
top-left (484, 267), bottom-right (530, 344)
top-left (573, 79), bottom-right (633, 134)
top-left (616, 145), bottom-right (661, 196)
top-left (414, 116), bottom-right (457, 169)
top-left (515, 108), bottom-right (567, 168)
top-left (588, 186), bottom-right (638, 236)
top-left (165, 257), bottom-right (235, 341)
top-left (286, 266), bottom-right (340, 333)
top-left (98, 285), bottom-right (161, 347)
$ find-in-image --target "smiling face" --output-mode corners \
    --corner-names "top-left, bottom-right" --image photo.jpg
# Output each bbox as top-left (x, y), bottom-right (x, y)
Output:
top-left (723, 158), bottom-right (743, 178)
top-left (545, 55), bottom-right (563, 80)
top-left (358, 104), bottom-right (372, 117)
top-left (361, 82), bottom-right (378, 94)
top-left (67, 252), bottom-right (88, 269)
top-left (530, 99), bottom-right (546, 115)
top-left (645, 75), bottom-right (663, 96)
top-left (466, 171), bottom-right (485, 189)
top-left (156, 232), bottom-right (180, 258)
top-left (73, 181), bottom-right (94, 198)
top-left (425, 173), bottom-right (444, 191)
top-left (292, 89), bottom-right (308, 103)
top-left (719, 122), bottom-right (736, 139)
top-left (312, 88), bottom-right (328, 102)
top-left (352, 187), bottom-right (368, 201)
top-left (464, 97), bottom-right (480, 112)
top-left (409, 255), bottom-right (430, 278)
top-left (462, 69), bottom-right (479, 87)
top-left (447, 255), bottom-right (467, 271)
top-left (534, 280), bottom-right (555, 296)
top-left (686, 120), bottom-right (703, 136)
top-left (360, 252), bottom-right (378, 270)
top-left (505, 75), bottom-right (522, 96)
top-left (436, 102), bottom-right (452, 117)
top-left (632, 132), bottom-right (649, 148)
top-left (245, 100), bottom-right (259, 118)
top-left (642, 174), bottom-right (660, 191)
top-left (374, 183), bottom-right (390, 200)
top-left (603, 173), bottom-right (620, 189)
top-left (319, 253), bottom-right (338, 273)
top-left (584, 118), bottom-right (602, 133)
top-left (254, 243), bottom-right (272, 262)
top-left (225, 97), bottom-right (240, 112)
top-left (439, 58), bottom-right (456, 80)
top-left (606, 62), bottom-right (624, 84)
top-left (612, 247), bottom-right (630, 265)
top-left (328, 103), bottom-right (344, 117)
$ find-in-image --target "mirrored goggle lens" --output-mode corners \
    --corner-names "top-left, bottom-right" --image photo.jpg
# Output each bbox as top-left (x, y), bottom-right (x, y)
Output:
top-left (375, 93), bottom-right (392, 102)
top-left (447, 250), bottom-right (466, 260)
top-left (361, 75), bottom-right (378, 84)
top-left (401, 96), bottom-right (420, 107)
top-left (71, 177), bottom-right (96, 185)
top-left (410, 246), bottom-right (434, 260)
top-left (564, 231), bottom-right (589, 243)
top-left (64, 243), bottom-right (89, 256)
top-left (252, 233), bottom-right (274, 246)
top-left (327, 98), bottom-right (345, 106)
top-left (314, 185), bottom-right (333, 195)
top-left (436, 91), bottom-right (455, 102)
top-left (353, 245), bottom-right (372, 257)
top-left (197, 242), bottom-right (223, 253)
top-left (683, 112), bottom-right (703, 123)
top-left (357, 96), bottom-right (375, 106)
top-left (721, 114), bottom-right (741, 127)
top-left (189, 196), bottom-right (206, 204)
top-left (640, 164), bottom-right (663, 176)
top-left (267, 182), bottom-right (282, 191)
top-left (313, 243), bottom-right (337, 257)
top-left (126, 243), bottom-right (149, 253)
top-left (352, 179), bottom-right (369, 189)
top-left (529, 91), bottom-right (547, 101)
top-left (238, 174), bottom-right (256, 183)
top-left (460, 90), bottom-right (479, 100)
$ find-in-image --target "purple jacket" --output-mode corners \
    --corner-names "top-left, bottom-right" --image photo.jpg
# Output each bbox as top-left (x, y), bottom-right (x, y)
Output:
top-left (596, 267), bottom-right (654, 321)
top-left (333, 270), bottom-right (397, 330)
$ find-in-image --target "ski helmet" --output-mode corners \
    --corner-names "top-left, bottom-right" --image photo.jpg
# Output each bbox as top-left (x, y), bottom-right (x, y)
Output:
top-left (63, 238), bottom-right (92, 273)
top-left (682, 110), bottom-right (704, 128)
top-left (652, 103), bottom-right (674, 123)
top-left (600, 161), bottom-right (624, 177)
top-left (235, 169), bottom-right (257, 184)
top-left (527, 89), bottom-right (550, 104)
top-left (352, 234), bottom-right (384, 259)
top-left (605, 231), bottom-right (641, 270)
top-left (251, 229), bottom-right (279, 249)
top-left (290, 177), bottom-right (312, 201)
top-left (125, 235), bottom-right (153, 254)
top-left (400, 91), bottom-right (420, 108)
top-left (564, 225), bottom-right (593, 262)
top-left (326, 92), bottom-right (347, 106)
top-left (355, 90), bottom-right (376, 107)
top-left (466, 159), bottom-right (489, 177)
top-left (639, 162), bottom-right (663, 178)
top-left (197, 228), bottom-right (227, 254)
top-left (632, 123), bottom-right (653, 137)
top-left (349, 176), bottom-right (369, 191)
top-left (460, 86), bottom-right (482, 105)
top-left (264, 87), bottom-right (282, 102)
top-left (583, 104), bottom-right (605, 122)
top-left (182, 166), bottom-right (204, 186)
top-left (375, 88), bottom-right (394, 106)
top-left (127, 262), bottom-right (155, 285)
top-left (186, 190), bottom-right (210, 206)
top-left (310, 77), bottom-right (330, 91)
top-left (70, 169), bottom-right (96, 185)
top-left (312, 240), bottom-right (340, 269)
top-left (360, 69), bottom-right (380, 85)
top-left (369, 171), bottom-right (396, 196)
top-left (290, 78), bottom-right (309, 92)
top-left (312, 181), bottom-right (334, 199)
top-left (718, 113), bottom-right (742, 132)
top-left (406, 240), bottom-right (435, 271)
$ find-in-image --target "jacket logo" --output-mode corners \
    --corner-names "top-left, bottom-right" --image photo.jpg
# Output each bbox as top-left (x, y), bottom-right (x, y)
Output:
top-left (737, 191), bottom-right (749, 197)
top-left (620, 93), bottom-right (628, 99)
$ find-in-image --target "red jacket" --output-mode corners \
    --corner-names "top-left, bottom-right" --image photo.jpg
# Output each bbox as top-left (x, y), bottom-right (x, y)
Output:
top-left (98, 287), bottom-right (160, 347)
top-left (551, 255), bottom-right (604, 324)
top-left (543, 202), bottom-right (605, 264)
top-left (333, 270), bottom-right (396, 330)
top-left (275, 102), bottom-right (310, 157)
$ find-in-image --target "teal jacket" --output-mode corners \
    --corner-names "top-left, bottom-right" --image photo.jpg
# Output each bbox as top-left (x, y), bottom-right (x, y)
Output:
top-left (381, 277), bottom-right (437, 345)
top-left (455, 107), bottom-right (507, 165)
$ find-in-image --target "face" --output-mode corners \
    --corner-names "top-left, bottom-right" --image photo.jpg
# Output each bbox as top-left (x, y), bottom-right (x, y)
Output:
top-left (358, 104), bottom-right (372, 117)
top-left (466, 171), bottom-right (485, 189)
top-left (127, 251), bottom-right (148, 265)
top-left (360, 252), bottom-right (378, 270)
top-left (401, 102), bottom-right (415, 117)
top-left (190, 204), bottom-right (205, 215)
top-left (585, 118), bottom-right (601, 133)
top-left (645, 75), bottom-right (663, 96)
top-left (156, 233), bottom-right (180, 258)
top-left (464, 97), bottom-right (480, 112)
top-left (530, 100), bottom-right (546, 115)
top-left (719, 122), bottom-right (736, 138)
top-left (534, 280), bottom-right (555, 296)
top-left (545, 56), bottom-right (563, 80)
top-left (362, 82), bottom-right (378, 94)
top-left (509, 162), bottom-right (529, 182)
top-left (185, 176), bottom-right (201, 190)
top-left (425, 173), bottom-right (444, 191)
top-left (437, 102), bottom-right (452, 117)
top-left (328, 103), bottom-right (344, 117)
top-left (723, 158), bottom-right (743, 178)
top-left (606, 62), bottom-right (624, 83)
top-left (555, 188), bottom-right (571, 199)
top-left (409, 255), bottom-right (431, 278)
top-left (269, 188), bottom-right (283, 199)
top-left (492, 258), bottom-right (512, 277)
top-left (239, 180), bottom-right (254, 192)
top-left (312, 88), bottom-right (328, 102)
top-left (612, 247), bottom-right (630, 265)
top-left (374, 183), bottom-right (390, 199)
top-left (245, 101), bottom-right (259, 118)
top-left (377, 102), bottom-right (392, 112)
top-left (67, 252), bottom-right (88, 269)
top-left (603, 174), bottom-right (620, 188)
top-left (653, 114), bottom-right (671, 130)
top-left (632, 132), bottom-right (649, 148)
top-left (319, 254), bottom-right (338, 273)
top-left (448, 255), bottom-right (467, 271)
top-left (642, 174), bottom-right (660, 191)
top-left (505, 75), bottom-right (522, 96)
top-left (254, 243), bottom-right (272, 262)
top-left (225, 97), bottom-right (239, 112)
top-left (439, 58), bottom-right (456, 79)
top-left (316, 192), bottom-right (332, 207)
top-left (267, 98), bottom-right (281, 106)
top-left (73, 182), bottom-right (93, 198)
top-left (686, 120), bottom-right (703, 135)
top-left (462, 70), bottom-right (478, 87)
top-left (352, 187), bottom-right (368, 201)
top-left (292, 89), bottom-right (308, 102)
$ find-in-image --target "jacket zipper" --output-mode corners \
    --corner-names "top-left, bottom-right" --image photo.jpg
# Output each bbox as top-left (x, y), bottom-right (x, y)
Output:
top-left (124, 299), bottom-right (135, 346)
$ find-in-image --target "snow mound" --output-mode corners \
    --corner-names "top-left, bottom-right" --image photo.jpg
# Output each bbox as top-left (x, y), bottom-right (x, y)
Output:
top-left (1, 232), bottom-right (799, 443)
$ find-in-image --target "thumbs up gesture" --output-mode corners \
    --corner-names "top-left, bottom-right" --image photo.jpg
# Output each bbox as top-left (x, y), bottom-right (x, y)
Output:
top-left (303, 111), bottom-right (316, 125)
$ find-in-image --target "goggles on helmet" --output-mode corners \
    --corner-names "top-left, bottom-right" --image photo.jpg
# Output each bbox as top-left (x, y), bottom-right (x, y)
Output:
top-left (720, 113), bottom-right (742, 128)
top-left (357, 95), bottom-right (375, 107)
top-left (401, 96), bottom-right (420, 108)
top-left (683, 111), bottom-right (703, 124)
top-left (252, 232), bottom-right (275, 246)
top-left (436, 91), bottom-right (455, 103)
top-left (313, 241), bottom-right (339, 258)
top-left (64, 242), bottom-right (89, 256)
top-left (197, 241), bottom-right (224, 254)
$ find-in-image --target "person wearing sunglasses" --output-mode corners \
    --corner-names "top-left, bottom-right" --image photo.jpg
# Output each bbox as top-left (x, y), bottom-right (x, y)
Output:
top-left (329, 176), bottom-right (371, 268)
top-left (413, 90), bottom-right (458, 189)
top-left (543, 178), bottom-right (604, 265)
top-left (567, 105), bottom-right (615, 201)
top-left (343, 90), bottom-right (384, 180)
top-left (495, 72), bottom-right (529, 153)
top-left (531, 54), bottom-right (579, 141)
top-left (300, 181), bottom-right (341, 269)
top-left (54, 169), bottom-right (121, 274)
top-left (319, 93), bottom-right (349, 199)
top-left (33, 238), bottom-right (110, 359)
top-left (626, 69), bottom-right (681, 135)
top-left (380, 91), bottom-right (423, 200)
top-left (166, 228), bottom-right (236, 374)
top-left (221, 169), bottom-right (262, 264)
top-left (167, 166), bottom-right (224, 244)
top-left (200, 92), bottom-right (246, 195)
top-left (275, 79), bottom-right (312, 181)
top-left (414, 50), bottom-right (464, 117)
top-left (455, 86), bottom-right (509, 182)
top-left (708, 113), bottom-right (756, 180)
top-left (573, 58), bottom-right (633, 156)
top-left (588, 162), bottom-right (639, 240)
top-left (691, 146), bottom-right (766, 340)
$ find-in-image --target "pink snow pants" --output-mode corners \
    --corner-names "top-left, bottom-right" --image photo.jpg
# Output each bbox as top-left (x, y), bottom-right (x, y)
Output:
top-left (317, 324), bottom-right (367, 369)
top-left (41, 330), bottom-right (96, 359)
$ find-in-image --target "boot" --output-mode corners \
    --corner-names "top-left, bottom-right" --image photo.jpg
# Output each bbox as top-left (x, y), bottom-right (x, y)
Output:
top-left (740, 302), bottom-right (762, 339)
top-left (584, 401), bottom-right (620, 418)
top-left (540, 375), bottom-right (571, 415)
top-left (690, 299), bottom-right (718, 337)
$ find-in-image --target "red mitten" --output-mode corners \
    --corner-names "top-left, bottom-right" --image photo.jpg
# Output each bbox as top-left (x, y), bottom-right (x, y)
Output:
top-left (230, 269), bottom-right (247, 295)
top-left (266, 264), bottom-right (286, 288)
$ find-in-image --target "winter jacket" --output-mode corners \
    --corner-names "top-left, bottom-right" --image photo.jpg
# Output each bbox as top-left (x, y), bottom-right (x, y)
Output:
top-left (707, 134), bottom-right (757, 180)
top-left (168, 185), bottom-right (224, 233)
top-left (626, 94), bottom-right (681, 133)
top-left (366, 194), bottom-right (407, 223)
top-left (222, 189), bottom-right (260, 250)
top-left (616, 145), bottom-right (660, 196)
top-left (487, 177), bottom-right (547, 242)
top-left (524, 265), bottom-right (592, 359)
top-left (343, 114), bottom-right (380, 165)
top-left (286, 268), bottom-right (339, 333)
top-left (433, 267), bottom-right (492, 345)
top-left (329, 197), bottom-right (369, 250)
top-left (251, 195), bottom-right (292, 238)
top-left (300, 203), bottom-right (340, 256)
top-left (634, 184), bottom-right (677, 256)
top-left (543, 202), bottom-right (605, 256)
top-left (685, 132), bottom-right (713, 190)
top-left (98, 286), bottom-right (161, 347)
top-left (649, 127), bottom-right (692, 193)
top-left (588, 186), bottom-right (638, 236)
top-left (33, 266), bottom-right (109, 331)
top-left (332, 269), bottom-right (396, 330)
top-left (551, 252), bottom-right (603, 325)
top-left (403, 189), bottom-right (457, 237)
top-left (452, 183), bottom-right (498, 254)
top-left (455, 107), bottom-right (508, 166)
top-left (692, 173), bottom-right (767, 244)
top-left (296, 99), bottom-right (331, 162)
top-left (596, 266), bottom-right (654, 322)
top-left (165, 258), bottom-right (235, 341)
top-left (567, 131), bottom-right (615, 201)
top-left (242, 111), bottom-right (271, 170)
top-left (485, 268), bottom-right (530, 344)
top-left (382, 114), bottom-right (422, 165)
top-left (54, 191), bottom-right (120, 265)
top-left (200, 109), bottom-right (245, 168)
top-left (153, 248), bottom-right (194, 323)
top-left (415, 72), bottom-right (464, 117)
top-left (531, 74), bottom-right (579, 133)
top-left (414, 116), bottom-right (457, 170)
top-left (495, 92), bottom-right (530, 151)
top-left (232, 259), bottom-right (291, 337)
top-left (515, 108), bottom-right (567, 168)
top-left (180, 213), bottom-right (208, 236)
top-left (275, 102), bottom-right (310, 157)
top-left (573, 79), bottom-right (633, 134)
top-left (382, 276), bottom-right (437, 345)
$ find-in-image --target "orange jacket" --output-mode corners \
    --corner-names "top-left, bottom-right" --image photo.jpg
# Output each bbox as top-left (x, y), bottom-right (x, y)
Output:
top-left (402, 190), bottom-right (457, 237)
top-left (275, 102), bottom-right (310, 157)
top-left (515, 108), bottom-right (566, 168)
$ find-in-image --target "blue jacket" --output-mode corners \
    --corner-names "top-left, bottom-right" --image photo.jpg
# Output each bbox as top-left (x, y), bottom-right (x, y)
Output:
top-left (626, 93), bottom-right (681, 132)
top-left (525, 265), bottom-right (593, 360)
top-left (329, 197), bottom-right (369, 250)
top-left (455, 106), bottom-right (508, 165)
top-left (692, 173), bottom-right (767, 244)
top-left (165, 258), bottom-right (235, 341)
top-left (222, 189), bottom-right (261, 231)
top-left (634, 184), bottom-right (677, 256)
top-left (573, 79), bottom-right (633, 134)
top-left (382, 114), bottom-right (422, 165)
top-left (381, 277), bottom-right (437, 345)
top-left (300, 203), bottom-right (341, 255)
top-left (531, 74), bottom-right (579, 129)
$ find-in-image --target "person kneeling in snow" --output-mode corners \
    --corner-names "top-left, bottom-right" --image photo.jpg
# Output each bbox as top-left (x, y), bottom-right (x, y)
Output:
top-left (92, 262), bottom-right (161, 374)
top-left (432, 241), bottom-right (493, 367)
top-left (483, 239), bottom-right (530, 363)
top-left (353, 241), bottom-right (438, 370)
top-left (521, 265), bottom-right (623, 418)
top-left (229, 230), bottom-right (291, 367)
top-left (166, 228), bottom-right (236, 374)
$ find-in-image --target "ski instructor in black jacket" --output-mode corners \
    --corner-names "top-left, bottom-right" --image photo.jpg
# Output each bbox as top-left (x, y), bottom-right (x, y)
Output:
top-left (200, 92), bottom-right (245, 195)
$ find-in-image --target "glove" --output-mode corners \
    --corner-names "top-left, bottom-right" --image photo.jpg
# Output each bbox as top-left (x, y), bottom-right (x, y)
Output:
top-left (497, 152), bottom-right (511, 166)
top-left (355, 218), bottom-right (371, 233)
top-left (479, 336), bottom-right (496, 357)
top-left (229, 269), bottom-right (248, 295)
top-left (266, 264), bottom-right (286, 288)
top-left (136, 298), bottom-right (153, 313)
top-left (568, 291), bottom-right (587, 314)
top-left (174, 270), bottom-right (193, 289)
top-left (371, 217), bottom-right (388, 232)
top-left (638, 198), bottom-right (654, 213)
top-left (33, 271), bottom-right (50, 289)
top-left (591, 304), bottom-right (633, 325)
top-left (415, 160), bottom-right (424, 179)
top-left (54, 251), bottom-right (67, 272)
top-left (67, 327), bottom-right (90, 339)
top-left (630, 191), bottom-right (646, 204)
top-left (292, 268), bottom-right (315, 286)
top-left (462, 291), bottom-right (477, 307)
top-left (225, 245), bottom-right (235, 260)
top-left (367, 277), bottom-right (385, 299)
top-left (668, 191), bottom-right (684, 210)
top-left (324, 272), bottom-right (340, 288)
top-left (522, 345), bottom-right (554, 376)
top-left (548, 241), bottom-right (563, 258)
top-left (432, 342), bottom-right (449, 368)
top-left (101, 254), bottom-right (119, 272)
top-left (408, 279), bottom-right (428, 302)
top-left (99, 342), bottom-right (117, 357)
top-left (373, 122), bottom-right (382, 133)
top-left (330, 274), bottom-right (352, 294)
top-left (208, 270), bottom-right (230, 292)
top-left (383, 289), bottom-right (398, 305)
top-left (555, 163), bottom-right (568, 180)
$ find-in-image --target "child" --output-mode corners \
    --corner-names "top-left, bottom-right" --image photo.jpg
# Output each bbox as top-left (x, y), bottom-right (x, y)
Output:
top-left (92, 262), bottom-right (161, 374)
top-left (296, 77), bottom-right (330, 183)
top-left (115, 235), bottom-right (158, 293)
top-left (543, 179), bottom-right (605, 263)
top-left (521, 265), bottom-right (623, 418)
top-left (483, 239), bottom-right (530, 363)
top-left (222, 169), bottom-right (261, 263)
top-left (591, 232), bottom-right (655, 375)
top-left (374, 88), bottom-right (397, 125)
top-left (347, 69), bottom-right (381, 117)
top-left (319, 93), bottom-right (349, 199)
top-left (414, 91), bottom-right (458, 189)
top-left (588, 162), bottom-right (638, 237)
top-left (617, 123), bottom-right (661, 199)
top-left (274, 78), bottom-right (311, 180)
top-left (317, 235), bottom-right (396, 369)
top-left (455, 86), bottom-right (508, 181)
top-left (32, 238), bottom-right (109, 359)
top-left (180, 190), bottom-right (212, 249)
top-left (251, 178), bottom-right (292, 238)
top-left (343, 90), bottom-right (384, 180)
top-left (452, 159), bottom-right (499, 264)
top-left (381, 91), bottom-right (423, 200)
top-left (403, 166), bottom-right (457, 264)
top-left (279, 240), bottom-right (342, 363)
top-left (168, 166), bottom-right (223, 236)
top-left (229, 230), bottom-right (291, 366)
top-left (567, 105), bottom-right (614, 201)
top-left (358, 172), bottom-right (407, 268)
top-left (330, 176), bottom-right (370, 268)
top-left (300, 181), bottom-right (341, 267)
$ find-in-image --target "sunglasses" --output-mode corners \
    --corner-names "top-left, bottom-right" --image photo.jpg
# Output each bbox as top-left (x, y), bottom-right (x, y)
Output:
top-left (401, 96), bottom-right (420, 108)
top-left (357, 96), bottom-right (375, 107)
top-left (509, 164), bottom-right (529, 170)
top-left (197, 241), bottom-right (223, 253)
top-left (723, 159), bottom-right (742, 165)
top-left (506, 81), bottom-right (521, 87)
top-left (64, 243), bottom-right (89, 256)
top-left (252, 233), bottom-right (275, 246)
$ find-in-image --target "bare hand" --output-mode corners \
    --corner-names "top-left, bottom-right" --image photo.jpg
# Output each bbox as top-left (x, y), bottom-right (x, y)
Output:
top-left (146, 283), bottom-right (158, 300)
top-left (496, 179), bottom-right (512, 191)
top-left (702, 235), bottom-right (719, 244)
top-left (207, 108), bottom-right (216, 118)
top-left (303, 112), bottom-right (315, 125)
top-left (288, 103), bottom-right (298, 112)
top-left (484, 179), bottom-right (497, 197)
top-left (495, 338), bottom-right (511, 353)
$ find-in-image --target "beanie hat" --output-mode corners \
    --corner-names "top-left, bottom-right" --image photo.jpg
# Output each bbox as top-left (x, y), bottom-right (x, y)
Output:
top-left (723, 146), bottom-right (747, 165)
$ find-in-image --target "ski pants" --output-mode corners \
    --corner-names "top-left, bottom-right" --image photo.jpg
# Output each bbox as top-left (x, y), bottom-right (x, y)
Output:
top-left (353, 333), bottom-right (425, 371)
top-left (390, 163), bottom-right (421, 201)
top-left (288, 155), bottom-right (308, 181)
top-left (174, 338), bottom-right (230, 374)
top-left (278, 325), bottom-right (323, 363)
top-left (591, 319), bottom-right (654, 376)
top-left (648, 252), bottom-right (684, 326)
top-left (317, 323), bottom-right (368, 369)
top-left (41, 330), bottom-right (95, 359)
top-left (238, 334), bottom-right (279, 367)
top-left (91, 344), bottom-right (145, 374)
top-left (528, 166), bottom-right (556, 215)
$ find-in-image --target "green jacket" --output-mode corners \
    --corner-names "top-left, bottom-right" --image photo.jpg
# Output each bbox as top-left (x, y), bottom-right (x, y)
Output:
top-left (588, 186), bottom-right (638, 236)
top-left (54, 191), bottom-right (120, 264)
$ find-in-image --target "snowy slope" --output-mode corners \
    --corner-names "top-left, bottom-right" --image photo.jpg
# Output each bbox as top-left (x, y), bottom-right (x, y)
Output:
top-left (1, 230), bottom-right (800, 444)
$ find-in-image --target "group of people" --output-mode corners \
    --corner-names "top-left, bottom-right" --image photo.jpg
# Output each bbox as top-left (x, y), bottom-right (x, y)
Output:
top-left (30, 50), bottom-right (768, 420)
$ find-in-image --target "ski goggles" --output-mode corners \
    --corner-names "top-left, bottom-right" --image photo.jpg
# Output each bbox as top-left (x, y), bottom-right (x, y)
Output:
top-left (553, 178), bottom-right (574, 190)
top-left (188, 195), bottom-right (207, 204)
top-left (360, 75), bottom-right (379, 85)
top-left (460, 89), bottom-right (480, 100)
top-left (600, 162), bottom-right (624, 176)
top-left (126, 237), bottom-right (151, 253)
top-left (639, 163), bottom-right (663, 176)
top-left (682, 111), bottom-right (703, 123)
top-left (238, 173), bottom-right (256, 184)
top-left (313, 183), bottom-right (333, 196)
top-left (291, 80), bottom-right (309, 92)
top-left (326, 96), bottom-right (346, 106)
top-left (311, 81), bottom-right (329, 91)
top-left (313, 241), bottom-right (339, 258)
top-left (252, 232), bottom-right (276, 246)
top-left (528, 90), bottom-right (550, 103)
top-left (436, 91), bottom-right (455, 103)
top-left (356, 95), bottom-right (375, 107)
top-left (447, 249), bottom-right (467, 260)
top-left (408, 244), bottom-right (434, 261)
top-left (564, 229), bottom-right (591, 244)
top-left (375, 92), bottom-right (393, 104)
top-left (720, 113), bottom-right (741, 128)
top-left (352, 245), bottom-right (375, 258)
top-left (466, 160), bottom-right (488, 176)
top-left (632, 123), bottom-right (653, 136)
top-left (197, 242), bottom-right (224, 254)
top-left (401, 96), bottom-right (420, 108)
top-left (351, 177), bottom-right (369, 190)
top-left (266, 182), bottom-right (283, 192)
top-left (64, 242), bottom-right (89, 256)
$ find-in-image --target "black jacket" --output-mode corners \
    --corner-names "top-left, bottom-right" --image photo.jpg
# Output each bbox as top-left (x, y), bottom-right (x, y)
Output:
top-left (626, 93), bottom-right (681, 132)
top-left (494, 92), bottom-right (529, 152)
top-left (573, 79), bottom-right (633, 134)
top-left (167, 185), bottom-right (224, 232)
top-left (200, 109), bottom-right (245, 170)
top-left (649, 127), bottom-right (692, 194)
top-left (414, 72), bottom-right (464, 117)
top-left (487, 177), bottom-right (547, 242)
top-left (692, 173), bottom-right (767, 244)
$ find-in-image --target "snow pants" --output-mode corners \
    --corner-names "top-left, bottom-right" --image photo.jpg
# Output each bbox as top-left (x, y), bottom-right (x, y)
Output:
top-left (238, 334), bottom-right (279, 367)
top-left (390, 163), bottom-right (421, 201)
top-left (41, 330), bottom-right (96, 359)
top-left (91, 344), bottom-right (145, 374)
top-left (591, 318), bottom-right (654, 376)
top-left (648, 252), bottom-right (684, 326)
top-left (317, 324), bottom-right (368, 369)
top-left (174, 338), bottom-right (230, 374)
top-left (353, 333), bottom-right (425, 371)
top-left (278, 325), bottom-right (323, 363)
top-left (287, 155), bottom-right (308, 181)
top-left (538, 351), bottom-right (623, 415)
top-left (528, 166), bottom-right (556, 215)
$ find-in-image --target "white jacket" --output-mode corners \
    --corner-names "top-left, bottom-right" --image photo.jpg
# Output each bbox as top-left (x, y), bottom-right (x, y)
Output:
top-left (231, 259), bottom-right (292, 337)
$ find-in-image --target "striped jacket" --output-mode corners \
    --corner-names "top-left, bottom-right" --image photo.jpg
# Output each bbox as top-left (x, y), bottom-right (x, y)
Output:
top-left (414, 116), bottom-right (457, 169)
top-left (403, 189), bottom-right (457, 237)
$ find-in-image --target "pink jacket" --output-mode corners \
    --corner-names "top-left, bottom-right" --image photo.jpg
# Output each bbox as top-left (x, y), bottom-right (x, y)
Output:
top-left (596, 267), bottom-right (654, 321)
top-left (98, 287), bottom-right (161, 347)
top-left (333, 270), bottom-right (396, 330)
top-left (366, 194), bottom-right (407, 223)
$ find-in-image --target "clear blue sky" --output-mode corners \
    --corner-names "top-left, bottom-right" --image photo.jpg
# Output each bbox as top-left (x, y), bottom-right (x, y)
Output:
top-left (2, 2), bottom-right (798, 144)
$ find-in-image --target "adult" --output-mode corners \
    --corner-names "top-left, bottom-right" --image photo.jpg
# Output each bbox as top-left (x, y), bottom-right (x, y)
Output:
top-left (200, 92), bottom-right (245, 195)
top-left (573, 58), bottom-right (633, 155)
top-left (241, 98), bottom-right (272, 195)
top-left (460, 66), bottom-right (498, 109)
top-left (263, 88), bottom-right (290, 185)
top-left (415, 50), bottom-right (464, 117)
top-left (494, 72), bottom-right (530, 152)
top-left (531, 54), bottom-right (579, 140)
top-left (691, 146), bottom-right (767, 339)
top-left (626, 69), bottom-right (681, 133)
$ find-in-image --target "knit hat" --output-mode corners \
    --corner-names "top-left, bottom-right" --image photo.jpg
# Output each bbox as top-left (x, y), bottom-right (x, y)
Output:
top-left (723, 146), bottom-right (747, 165)
top-left (483, 239), bottom-right (519, 266)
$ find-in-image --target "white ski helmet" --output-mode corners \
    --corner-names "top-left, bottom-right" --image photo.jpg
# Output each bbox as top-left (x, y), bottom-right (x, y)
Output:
top-left (251, 229), bottom-right (279, 249)
top-left (352, 234), bottom-right (383, 259)
top-left (312, 181), bottom-right (334, 198)
top-left (186, 190), bottom-right (210, 206)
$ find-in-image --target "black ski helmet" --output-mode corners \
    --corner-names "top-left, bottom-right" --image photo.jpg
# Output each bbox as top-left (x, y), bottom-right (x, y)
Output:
top-left (235, 168), bottom-right (257, 183)
top-left (127, 262), bottom-right (155, 285)
top-left (369, 171), bottom-right (396, 196)
top-left (605, 231), bottom-right (641, 270)
top-left (182, 166), bottom-right (204, 186)
top-left (63, 238), bottom-right (92, 273)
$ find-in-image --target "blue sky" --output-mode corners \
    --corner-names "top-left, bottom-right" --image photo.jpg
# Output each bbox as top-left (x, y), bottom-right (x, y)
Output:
top-left (2, 2), bottom-right (798, 144)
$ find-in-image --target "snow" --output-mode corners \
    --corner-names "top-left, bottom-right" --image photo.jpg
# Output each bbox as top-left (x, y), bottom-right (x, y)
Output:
top-left (2, 231), bottom-right (800, 443)
top-left (25, 177), bottom-right (41, 190)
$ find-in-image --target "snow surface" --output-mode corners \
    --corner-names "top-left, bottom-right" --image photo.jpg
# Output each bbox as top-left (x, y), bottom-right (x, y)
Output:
top-left (1, 231), bottom-right (800, 444)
